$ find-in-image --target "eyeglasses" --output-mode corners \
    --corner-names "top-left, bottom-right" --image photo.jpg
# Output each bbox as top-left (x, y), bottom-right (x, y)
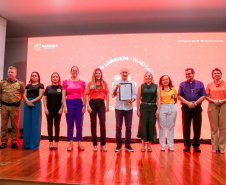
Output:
top-left (185, 73), bottom-right (192, 76)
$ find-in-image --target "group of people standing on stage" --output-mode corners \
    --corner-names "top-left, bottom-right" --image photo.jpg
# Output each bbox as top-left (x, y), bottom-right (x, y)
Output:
top-left (0, 66), bottom-right (226, 154)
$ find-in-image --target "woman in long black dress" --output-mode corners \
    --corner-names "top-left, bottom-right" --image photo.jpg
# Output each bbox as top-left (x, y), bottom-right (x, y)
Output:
top-left (137, 71), bottom-right (160, 152)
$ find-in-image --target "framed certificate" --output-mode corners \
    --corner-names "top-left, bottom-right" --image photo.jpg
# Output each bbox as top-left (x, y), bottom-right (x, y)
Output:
top-left (119, 83), bottom-right (132, 101)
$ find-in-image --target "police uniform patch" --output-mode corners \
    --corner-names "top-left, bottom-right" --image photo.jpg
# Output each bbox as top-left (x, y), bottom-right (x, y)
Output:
top-left (57, 89), bottom-right (61, 92)
top-left (3, 82), bottom-right (7, 86)
top-left (16, 82), bottom-right (20, 86)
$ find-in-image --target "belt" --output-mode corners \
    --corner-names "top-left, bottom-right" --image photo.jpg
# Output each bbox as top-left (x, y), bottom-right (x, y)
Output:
top-left (1, 100), bottom-right (21, 107)
top-left (141, 102), bottom-right (156, 105)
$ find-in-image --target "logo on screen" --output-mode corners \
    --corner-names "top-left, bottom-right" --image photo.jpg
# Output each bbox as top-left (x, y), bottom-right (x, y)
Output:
top-left (34, 44), bottom-right (41, 51)
top-left (34, 43), bottom-right (58, 51)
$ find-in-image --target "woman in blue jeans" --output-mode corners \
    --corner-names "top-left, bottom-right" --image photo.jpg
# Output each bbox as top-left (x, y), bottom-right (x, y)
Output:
top-left (86, 68), bottom-right (109, 152)
top-left (23, 71), bottom-right (44, 149)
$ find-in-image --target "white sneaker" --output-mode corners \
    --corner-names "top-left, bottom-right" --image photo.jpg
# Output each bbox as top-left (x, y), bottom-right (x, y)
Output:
top-left (169, 147), bottom-right (174, 151)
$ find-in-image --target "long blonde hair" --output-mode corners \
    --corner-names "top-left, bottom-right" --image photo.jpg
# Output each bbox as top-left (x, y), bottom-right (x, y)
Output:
top-left (90, 68), bottom-right (105, 89)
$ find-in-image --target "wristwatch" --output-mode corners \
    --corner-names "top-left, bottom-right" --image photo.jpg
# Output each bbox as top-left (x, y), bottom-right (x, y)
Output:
top-left (195, 102), bottom-right (197, 106)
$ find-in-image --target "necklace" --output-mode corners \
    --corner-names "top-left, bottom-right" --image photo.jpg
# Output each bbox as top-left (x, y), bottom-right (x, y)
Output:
top-left (32, 83), bottom-right (38, 87)
top-left (190, 81), bottom-right (194, 93)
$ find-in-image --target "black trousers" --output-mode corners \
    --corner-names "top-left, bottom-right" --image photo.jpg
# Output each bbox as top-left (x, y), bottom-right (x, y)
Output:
top-left (46, 109), bottom-right (62, 142)
top-left (89, 99), bottom-right (106, 146)
top-left (182, 105), bottom-right (202, 147)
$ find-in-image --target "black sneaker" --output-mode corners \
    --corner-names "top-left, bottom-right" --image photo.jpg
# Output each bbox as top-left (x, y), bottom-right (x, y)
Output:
top-left (194, 147), bottom-right (201, 152)
top-left (115, 146), bottom-right (121, 152)
top-left (183, 146), bottom-right (190, 152)
top-left (12, 143), bottom-right (19, 149)
top-left (0, 143), bottom-right (7, 149)
top-left (125, 145), bottom-right (134, 152)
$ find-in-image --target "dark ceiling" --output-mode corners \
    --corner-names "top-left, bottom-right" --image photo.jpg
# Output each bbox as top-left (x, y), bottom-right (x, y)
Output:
top-left (1, 0), bottom-right (226, 38)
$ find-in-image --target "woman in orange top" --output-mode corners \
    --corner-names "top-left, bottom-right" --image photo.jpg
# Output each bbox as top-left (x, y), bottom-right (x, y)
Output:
top-left (158, 75), bottom-right (177, 151)
top-left (86, 68), bottom-right (109, 152)
top-left (206, 68), bottom-right (226, 153)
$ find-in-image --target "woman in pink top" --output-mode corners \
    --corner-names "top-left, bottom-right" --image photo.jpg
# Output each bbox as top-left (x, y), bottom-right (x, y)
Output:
top-left (62, 66), bottom-right (86, 151)
top-left (206, 68), bottom-right (226, 153)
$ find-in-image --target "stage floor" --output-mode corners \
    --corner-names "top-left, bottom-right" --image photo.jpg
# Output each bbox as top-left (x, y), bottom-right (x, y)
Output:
top-left (0, 139), bottom-right (226, 185)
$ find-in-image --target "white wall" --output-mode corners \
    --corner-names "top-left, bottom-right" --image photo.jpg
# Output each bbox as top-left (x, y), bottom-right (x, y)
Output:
top-left (0, 17), bottom-right (6, 80)
top-left (0, 17), bottom-right (6, 134)
top-left (4, 37), bottom-right (28, 129)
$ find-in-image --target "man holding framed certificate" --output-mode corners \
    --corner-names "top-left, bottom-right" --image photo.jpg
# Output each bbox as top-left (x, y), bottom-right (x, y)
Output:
top-left (112, 68), bottom-right (137, 152)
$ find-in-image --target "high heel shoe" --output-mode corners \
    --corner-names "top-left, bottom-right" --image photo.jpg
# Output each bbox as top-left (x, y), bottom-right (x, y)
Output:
top-left (101, 145), bottom-right (107, 152)
top-left (49, 142), bottom-right (53, 150)
top-left (141, 148), bottom-right (146, 152)
top-left (148, 142), bottom-right (152, 152)
top-left (67, 146), bottom-right (73, 151)
top-left (53, 143), bottom-right (58, 150)
top-left (220, 150), bottom-right (225, 154)
top-left (212, 150), bottom-right (217, 153)
top-left (67, 142), bottom-right (73, 151)
top-left (93, 146), bottom-right (98, 152)
top-left (78, 144), bottom-right (85, 151)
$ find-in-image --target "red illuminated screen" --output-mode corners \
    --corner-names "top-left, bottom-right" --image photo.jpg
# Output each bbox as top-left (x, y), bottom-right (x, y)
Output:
top-left (27, 33), bottom-right (226, 139)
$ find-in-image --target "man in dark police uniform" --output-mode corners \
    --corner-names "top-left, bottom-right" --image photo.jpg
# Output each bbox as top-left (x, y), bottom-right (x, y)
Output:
top-left (0, 66), bottom-right (25, 149)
